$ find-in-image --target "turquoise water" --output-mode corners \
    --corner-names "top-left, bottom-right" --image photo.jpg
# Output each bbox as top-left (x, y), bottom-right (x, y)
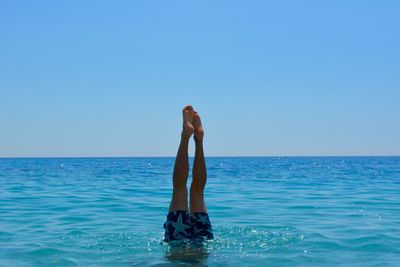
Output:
top-left (1, 157), bottom-right (400, 266)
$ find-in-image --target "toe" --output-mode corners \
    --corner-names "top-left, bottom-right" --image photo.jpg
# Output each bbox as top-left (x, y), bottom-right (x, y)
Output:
top-left (183, 105), bottom-right (193, 111)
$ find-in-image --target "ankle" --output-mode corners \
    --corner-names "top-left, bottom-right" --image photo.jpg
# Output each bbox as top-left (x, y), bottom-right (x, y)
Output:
top-left (181, 132), bottom-right (191, 141)
top-left (194, 136), bottom-right (203, 144)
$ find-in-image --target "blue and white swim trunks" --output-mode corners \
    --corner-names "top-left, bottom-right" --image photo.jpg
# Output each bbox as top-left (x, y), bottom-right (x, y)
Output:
top-left (163, 210), bottom-right (214, 242)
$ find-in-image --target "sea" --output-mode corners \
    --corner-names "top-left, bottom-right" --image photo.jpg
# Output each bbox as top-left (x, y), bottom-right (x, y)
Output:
top-left (0, 157), bottom-right (399, 266)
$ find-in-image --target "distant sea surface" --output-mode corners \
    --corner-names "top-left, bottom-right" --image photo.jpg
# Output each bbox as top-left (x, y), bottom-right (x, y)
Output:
top-left (1, 157), bottom-right (399, 266)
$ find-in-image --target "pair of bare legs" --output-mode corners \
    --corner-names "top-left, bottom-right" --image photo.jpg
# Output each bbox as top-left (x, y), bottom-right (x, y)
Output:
top-left (169, 105), bottom-right (208, 214)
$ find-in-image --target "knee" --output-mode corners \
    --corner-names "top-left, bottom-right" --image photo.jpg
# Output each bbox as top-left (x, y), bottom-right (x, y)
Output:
top-left (190, 186), bottom-right (204, 195)
top-left (173, 186), bottom-right (188, 194)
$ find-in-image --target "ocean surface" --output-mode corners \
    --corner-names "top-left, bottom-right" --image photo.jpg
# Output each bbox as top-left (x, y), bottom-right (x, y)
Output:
top-left (1, 157), bottom-right (399, 266)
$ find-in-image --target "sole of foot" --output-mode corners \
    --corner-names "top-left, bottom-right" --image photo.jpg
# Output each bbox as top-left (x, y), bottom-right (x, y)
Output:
top-left (182, 105), bottom-right (195, 137)
top-left (193, 111), bottom-right (204, 141)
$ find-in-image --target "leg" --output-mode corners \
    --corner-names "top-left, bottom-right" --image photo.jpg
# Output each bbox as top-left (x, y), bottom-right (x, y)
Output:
top-left (190, 112), bottom-right (207, 213)
top-left (189, 112), bottom-right (214, 240)
top-left (164, 106), bottom-right (194, 242)
top-left (168, 106), bottom-right (194, 212)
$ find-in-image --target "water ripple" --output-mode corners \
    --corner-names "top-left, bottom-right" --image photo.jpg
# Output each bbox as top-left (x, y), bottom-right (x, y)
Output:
top-left (1, 157), bottom-right (400, 266)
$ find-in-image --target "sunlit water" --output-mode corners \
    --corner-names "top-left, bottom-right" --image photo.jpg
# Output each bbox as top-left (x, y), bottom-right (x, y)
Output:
top-left (1, 157), bottom-right (400, 266)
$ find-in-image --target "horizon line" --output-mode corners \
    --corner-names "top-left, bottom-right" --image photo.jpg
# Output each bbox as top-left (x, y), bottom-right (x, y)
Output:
top-left (0, 155), bottom-right (399, 159)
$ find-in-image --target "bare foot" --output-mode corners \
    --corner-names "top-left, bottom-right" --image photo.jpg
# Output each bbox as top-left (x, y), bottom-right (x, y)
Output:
top-left (182, 105), bottom-right (195, 138)
top-left (193, 111), bottom-right (204, 141)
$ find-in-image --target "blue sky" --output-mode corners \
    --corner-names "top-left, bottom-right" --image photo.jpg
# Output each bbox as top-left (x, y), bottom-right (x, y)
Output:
top-left (1, 1), bottom-right (399, 157)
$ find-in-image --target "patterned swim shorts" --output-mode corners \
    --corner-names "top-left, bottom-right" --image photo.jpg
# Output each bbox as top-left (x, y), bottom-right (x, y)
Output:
top-left (163, 210), bottom-right (214, 242)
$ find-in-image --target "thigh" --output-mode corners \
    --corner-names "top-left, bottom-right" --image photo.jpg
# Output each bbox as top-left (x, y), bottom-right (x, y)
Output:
top-left (163, 210), bottom-right (192, 242)
top-left (190, 212), bottom-right (214, 240)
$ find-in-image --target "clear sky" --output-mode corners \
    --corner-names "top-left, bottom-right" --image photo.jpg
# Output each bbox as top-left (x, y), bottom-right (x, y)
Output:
top-left (1, 1), bottom-right (399, 157)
